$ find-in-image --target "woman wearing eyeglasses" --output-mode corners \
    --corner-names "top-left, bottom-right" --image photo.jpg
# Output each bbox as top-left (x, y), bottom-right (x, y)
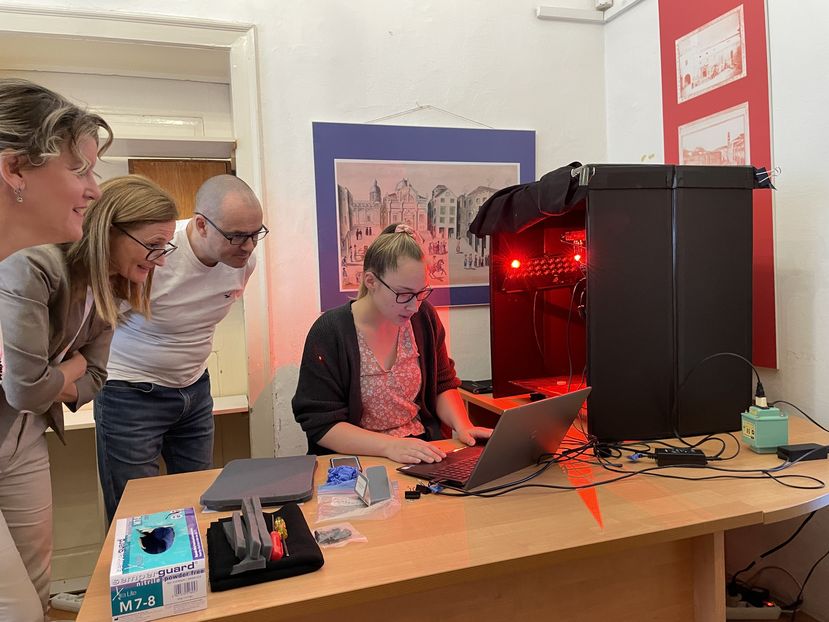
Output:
top-left (293, 223), bottom-right (491, 464)
top-left (0, 175), bottom-right (176, 621)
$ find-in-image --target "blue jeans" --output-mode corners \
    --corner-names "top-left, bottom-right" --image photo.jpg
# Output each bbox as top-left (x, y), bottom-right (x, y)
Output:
top-left (94, 370), bottom-right (214, 523)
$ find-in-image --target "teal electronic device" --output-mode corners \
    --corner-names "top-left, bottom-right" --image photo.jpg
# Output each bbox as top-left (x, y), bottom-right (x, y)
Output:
top-left (741, 405), bottom-right (788, 453)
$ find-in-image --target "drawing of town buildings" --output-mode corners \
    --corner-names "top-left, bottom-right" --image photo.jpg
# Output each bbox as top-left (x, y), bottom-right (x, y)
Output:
top-left (681, 130), bottom-right (746, 165)
top-left (336, 175), bottom-right (500, 290)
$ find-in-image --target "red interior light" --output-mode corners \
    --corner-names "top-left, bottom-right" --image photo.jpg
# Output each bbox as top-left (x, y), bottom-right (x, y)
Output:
top-left (510, 259), bottom-right (521, 269)
top-left (574, 254), bottom-right (582, 262)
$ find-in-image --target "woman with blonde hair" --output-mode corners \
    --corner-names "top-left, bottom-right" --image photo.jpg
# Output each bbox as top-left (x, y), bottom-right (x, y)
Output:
top-left (0, 175), bottom-right (177, 621)
top-left (293, 223), bottom-right (491, 463)
top-left (0, 78), bottom-right (112, 261)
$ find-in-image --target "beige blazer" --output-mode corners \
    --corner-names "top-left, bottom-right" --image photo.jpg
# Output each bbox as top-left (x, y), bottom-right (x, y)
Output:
top-left (0, 244), bottom-right (113, 448)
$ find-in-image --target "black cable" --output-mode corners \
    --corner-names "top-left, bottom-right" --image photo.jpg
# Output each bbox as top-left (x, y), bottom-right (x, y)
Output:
top-left (671, 351), bottom-right (761, 445)
top-left (531, 290), bottom-right (544, 360)
top-left (566, 278), bottom-right (586, 391)
top-left (594, 451), bottom-right (825, 490)
top-left (433, 435), bottom-right (825, 498)
top-left (438, 460), bottom-right (825, 498)
top-left (706, 432), bottom-right (742, 461)
top-left (435, 437), bottom-right (611, 497)
top-left (435, 451), bottom-right (565, 496)
top-left (788, 546), bottom-right (829, 620)
top-left (729, 511), bottom-right (816, 589)
top-left (771, 400), bottom-right (829, 434)
top-left (600, 431), bottom-right (741, 462)
top-left (435, 466), bottom-right (641, 497)
top-left (594, 436), bottom-right (824, 486)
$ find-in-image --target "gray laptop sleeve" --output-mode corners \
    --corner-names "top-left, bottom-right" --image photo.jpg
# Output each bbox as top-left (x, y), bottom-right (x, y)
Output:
top-left (200, 456), bottom-right (318, 511)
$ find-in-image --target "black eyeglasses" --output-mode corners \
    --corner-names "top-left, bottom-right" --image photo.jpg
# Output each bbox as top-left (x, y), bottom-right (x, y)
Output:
top-left (195, 212), bottom-right (269, 246)
top-left (373, 273), bottom-right (433, 304)
top-left (115, 226), bottom-right (177, 261)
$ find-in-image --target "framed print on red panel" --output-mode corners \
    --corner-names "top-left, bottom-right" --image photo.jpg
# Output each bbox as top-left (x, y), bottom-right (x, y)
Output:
top-left (659, 0), bottom-right (776, 368)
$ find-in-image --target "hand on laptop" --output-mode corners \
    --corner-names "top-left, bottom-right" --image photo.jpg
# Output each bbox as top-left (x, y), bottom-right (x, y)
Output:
top-left (456, 426), bottom-right (493, 447)
top-left (384, 438), bottom-right (447, 464)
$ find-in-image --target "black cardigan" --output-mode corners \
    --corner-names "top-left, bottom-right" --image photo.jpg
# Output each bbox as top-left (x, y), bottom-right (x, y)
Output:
top-left (292, 300), bottom-right (461, 454)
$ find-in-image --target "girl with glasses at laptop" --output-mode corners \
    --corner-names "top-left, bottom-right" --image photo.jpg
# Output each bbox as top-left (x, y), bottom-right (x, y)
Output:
top-left (0, 175), bottom-right (177, 621)
top-left (293, 223), bottom-right (491, 464)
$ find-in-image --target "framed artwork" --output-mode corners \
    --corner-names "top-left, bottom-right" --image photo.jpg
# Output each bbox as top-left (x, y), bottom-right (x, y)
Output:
top-left (679, 102), bottom-right (750, 165)
top-left (675, 5), bottom-right (747, 103)
top-left (312, 122), bottom-right (536, 310)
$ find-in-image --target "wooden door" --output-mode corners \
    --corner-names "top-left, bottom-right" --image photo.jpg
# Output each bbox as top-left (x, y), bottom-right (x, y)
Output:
top-left (128, 159), bottom-right (232, 219)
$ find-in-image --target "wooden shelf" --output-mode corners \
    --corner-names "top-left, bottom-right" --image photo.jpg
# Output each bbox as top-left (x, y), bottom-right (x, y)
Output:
top-left (56, 393), bottom-right (248, 432)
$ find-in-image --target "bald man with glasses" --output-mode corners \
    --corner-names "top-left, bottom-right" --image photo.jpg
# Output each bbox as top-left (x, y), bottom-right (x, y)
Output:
top-left (94, 175), bottom-right (265, 522)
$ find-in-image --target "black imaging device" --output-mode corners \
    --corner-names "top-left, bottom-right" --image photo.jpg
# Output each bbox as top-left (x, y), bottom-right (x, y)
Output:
top-left (472, 163), bottom-right (768, 442)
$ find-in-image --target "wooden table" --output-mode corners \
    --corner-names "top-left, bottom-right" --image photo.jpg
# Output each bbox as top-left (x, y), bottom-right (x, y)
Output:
top-left (77, 418), bottom-right (829, 622)
top-left (458, 387), bottom-right (532, 427)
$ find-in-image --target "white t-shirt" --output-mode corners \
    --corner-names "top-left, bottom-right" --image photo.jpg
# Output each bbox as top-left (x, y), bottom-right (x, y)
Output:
top-left (106, 220), bottom-right (256, 388)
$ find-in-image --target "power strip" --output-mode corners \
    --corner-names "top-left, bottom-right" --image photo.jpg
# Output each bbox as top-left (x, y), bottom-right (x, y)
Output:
top-left (50, 592), bottom-right (84, 613)
top-left (726, 604), bottom-right (781, 620)
top-left (654, 447), bottom-right (708, 466)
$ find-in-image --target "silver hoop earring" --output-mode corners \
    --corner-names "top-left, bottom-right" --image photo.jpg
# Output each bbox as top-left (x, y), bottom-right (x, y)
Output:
top-left (14, 187), bottom-right (23, 203)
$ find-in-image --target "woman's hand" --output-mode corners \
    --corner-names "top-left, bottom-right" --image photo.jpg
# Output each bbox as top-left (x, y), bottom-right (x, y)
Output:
top-left (455, 426), bottom-right (493, 447)
top-left (59, 351), bottom-right (87, 383)
top-left (56, 385), bottom-right (79, 403)
top-left (384, 437), bottom-right (447, 464)
top-left (57, 351), bottom-right (86, 403)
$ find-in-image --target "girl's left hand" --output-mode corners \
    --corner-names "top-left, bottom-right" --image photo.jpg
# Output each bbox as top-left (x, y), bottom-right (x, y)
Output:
top-left (456, 426), bottom-right (493, 446)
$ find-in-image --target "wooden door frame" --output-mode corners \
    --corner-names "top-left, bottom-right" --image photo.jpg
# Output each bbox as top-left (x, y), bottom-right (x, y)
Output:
top-left (0, 5), bottom-right (275, 459)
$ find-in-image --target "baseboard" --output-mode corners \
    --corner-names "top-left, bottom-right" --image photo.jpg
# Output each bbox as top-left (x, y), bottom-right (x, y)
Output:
top-left (50, 576), bottom-right (89, 596)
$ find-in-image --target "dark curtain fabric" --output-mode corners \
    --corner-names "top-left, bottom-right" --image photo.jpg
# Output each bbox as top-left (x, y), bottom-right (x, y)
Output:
top-left (469, 162), bottom-right (588, 236)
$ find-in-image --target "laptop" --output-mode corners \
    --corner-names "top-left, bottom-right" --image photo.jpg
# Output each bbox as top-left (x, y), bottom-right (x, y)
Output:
top-left (398, 387), bottom-right (591, 490)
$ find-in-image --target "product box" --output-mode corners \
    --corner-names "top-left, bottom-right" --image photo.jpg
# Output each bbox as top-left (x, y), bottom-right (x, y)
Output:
top-left (110, 507), bottom-right (207, 621)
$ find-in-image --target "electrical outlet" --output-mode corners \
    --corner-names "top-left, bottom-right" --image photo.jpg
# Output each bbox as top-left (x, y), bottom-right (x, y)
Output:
top-left (50, 592), bottom-right (84, 613)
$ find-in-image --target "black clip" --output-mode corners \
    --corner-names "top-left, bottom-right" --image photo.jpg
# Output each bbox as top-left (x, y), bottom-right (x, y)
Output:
top-left (415, 484), bottom-right (432, 495)
top-left (753, 166), bottom-right (778, 190)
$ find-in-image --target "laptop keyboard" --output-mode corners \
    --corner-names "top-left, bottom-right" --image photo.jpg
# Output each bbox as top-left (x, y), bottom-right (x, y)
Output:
top-left (429, 453), bottom-right (480, 481)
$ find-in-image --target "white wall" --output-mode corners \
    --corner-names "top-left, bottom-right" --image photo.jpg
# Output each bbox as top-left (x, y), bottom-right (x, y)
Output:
top-left (604, 0), bottom-right (663, 164)
top-left (1, 69), bottom-right (233, 137)
top-left (605, 0), bottom-right (829, 618)
top-left (6, 1), bottom-right (608, 456)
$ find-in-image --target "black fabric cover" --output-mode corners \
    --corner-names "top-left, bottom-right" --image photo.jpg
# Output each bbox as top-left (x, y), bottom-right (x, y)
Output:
top-left (468, 162), bottom-right (587, 236)
top-left (207, 502), bottom-right (324, 592)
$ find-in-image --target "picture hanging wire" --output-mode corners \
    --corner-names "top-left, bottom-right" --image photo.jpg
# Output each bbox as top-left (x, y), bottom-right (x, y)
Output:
top-left (364, 103), bottom-right (495, 129)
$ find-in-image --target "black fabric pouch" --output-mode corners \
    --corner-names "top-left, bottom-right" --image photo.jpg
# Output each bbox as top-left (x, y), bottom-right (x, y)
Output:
top-left (207, 502), bottom-right (324, 592)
